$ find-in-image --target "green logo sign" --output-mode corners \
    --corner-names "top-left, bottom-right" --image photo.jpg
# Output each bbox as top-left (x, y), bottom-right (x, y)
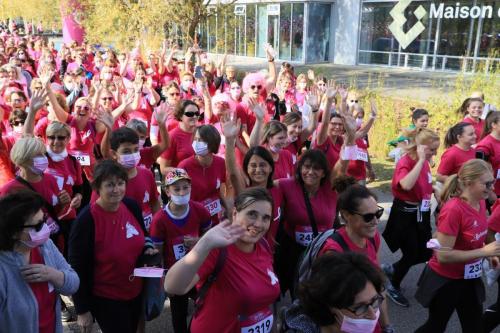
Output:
top-left (389, 0), bottom-right (427, 49)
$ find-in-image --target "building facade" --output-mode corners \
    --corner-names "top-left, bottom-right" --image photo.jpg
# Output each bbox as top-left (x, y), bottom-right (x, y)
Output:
top-left (199, 0), bottom-right (500, 72)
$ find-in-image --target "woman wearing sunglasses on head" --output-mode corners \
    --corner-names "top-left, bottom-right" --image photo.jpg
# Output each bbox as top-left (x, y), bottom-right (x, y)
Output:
top-left (0, 190), bottom-right (79, 333)
top-left (280, 252), bottom-right (385, 333)
top-left (415, 159), bottom-right (500, 333)
top-left (158, 100), bottom-right (200, 175)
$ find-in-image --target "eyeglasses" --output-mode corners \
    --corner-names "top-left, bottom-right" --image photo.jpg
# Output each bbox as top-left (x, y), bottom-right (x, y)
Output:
top-left (346, 294), bottom-right (385, 316)
top-left (250, 85), bottom-right (262, 90)
top-left (12, 99), bottom-right (24, 104)
top-left (231, 86), bottom-right (241, 90)
top-left (101, 97), bottom-right (113, 101)
top-left (47, 135), bottom-right (67, 141)
top-left (75, 105), bottom-right (90, 111)
top-left (22, 215), bottom-right (48, 232)
top-left (351, 206), bottom-right (384, 223)
top-left (184, 111), bottom-right (200, 118)
top-left (169, 92), bottom-right (180, 97)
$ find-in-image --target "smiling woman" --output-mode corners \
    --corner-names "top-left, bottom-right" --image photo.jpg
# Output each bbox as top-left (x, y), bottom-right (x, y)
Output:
top-left (164, 187), bottom-right (280, 333)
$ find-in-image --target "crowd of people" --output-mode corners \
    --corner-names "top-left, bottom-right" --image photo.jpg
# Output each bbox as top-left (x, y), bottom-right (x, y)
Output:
top-left (1, 29), bottom-right (500, 333)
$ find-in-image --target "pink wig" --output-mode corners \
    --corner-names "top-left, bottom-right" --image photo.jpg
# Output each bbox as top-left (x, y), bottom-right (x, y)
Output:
top-left (242, 72), bottom-right (266, 94)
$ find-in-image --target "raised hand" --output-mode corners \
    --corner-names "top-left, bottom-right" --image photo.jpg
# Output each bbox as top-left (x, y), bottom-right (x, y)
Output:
top-left (264, 43), bottom-right (276, 61)
top-left (416, 144), bottom-right (427, 161)
top-left (95, 108), bottom-right (114, 129)
top-left (221, 116), bottom-right (241, 140)
top-left (29, 87), bottom-right (48, 113)
top-left (305, 91), bottom-right (320, 110)
top-left (325, 86), bottom-right (338, 100)
top-left (338, 85), bottom-right (349, 101)
top-left (155, 102), bottom-right (169, 124)
top-left (247, 97), bottom-right (265, 121)
top-left (200, 220), bottom-right (246, 251)
top-left (370, 98), bottom-right (378, 118)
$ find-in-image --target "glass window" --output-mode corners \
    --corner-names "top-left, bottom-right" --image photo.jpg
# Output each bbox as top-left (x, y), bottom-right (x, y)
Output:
top-left (208, 15), bottom-right (217, 52)
top-left (291, 3), bottom-right (304, 61)
top-left (306, 3), bottom-right (331, 62)
top-left (476, 2), bottom-right (500, 58)
top-left (246, 5), bottom-right (256, 57)
top-left (279, 4), bottom-right (292, 61)
top-left (256, 4), bottom-right (268, 58)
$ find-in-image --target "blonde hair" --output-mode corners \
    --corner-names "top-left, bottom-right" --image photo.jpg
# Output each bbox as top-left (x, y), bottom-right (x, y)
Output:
top-left (46, 121), bottom-right (71, 137)
top-left (404, 128), bottom-right (440, 157)
top-left (440, 159), bottom-right (492, 202)
top-left (10, 137), bottom-right (46, 167)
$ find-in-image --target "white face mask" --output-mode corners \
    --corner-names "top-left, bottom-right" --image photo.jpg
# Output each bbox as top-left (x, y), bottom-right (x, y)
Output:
top-left (269, 144), bottom-right (281, 154)
top-left (31, 156), bottom-right (49, 175)
top-left (339, 309), bottom-right (380, 333)
top-left (13, 125), bottom-right (23, 134)
top-left (46, 146), bottom-right (68, 162)
top-left (170, 193), bottom-right (190, 205)
top-left (192, 141), bottom-right (209, 156)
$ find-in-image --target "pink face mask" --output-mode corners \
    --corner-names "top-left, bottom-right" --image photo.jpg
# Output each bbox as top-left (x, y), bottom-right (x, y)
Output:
top-left (340, 309), bottom-right (380, 333)
top-left (21, 223), bottom-right (51, 248)
top-left (118, 152), bottom-right (141, 169)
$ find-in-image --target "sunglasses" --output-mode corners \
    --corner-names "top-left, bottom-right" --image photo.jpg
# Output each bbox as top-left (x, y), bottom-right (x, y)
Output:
top-left (350, 100), bottom-right (359, 103)
top-left (75, 105), bottom-right (90, 111)
top-left (101, 97), bottom-right (114, 101)
top-left (184, 111), bottom-right (200, 118)
top-left (250, 85), bottom-right (262, 90)
top-left (351, 206), bottom-right (384, 223)
top-left (346, 294), bottom-right (385, 316)
top-left (11, 120), bottom-right (24, 126)
top-left (22, 215), bottom-right (48, 232)
top-left (169, 92), bottom-right (180, 96)
top-left (47, 135), bottom-right (67, 141)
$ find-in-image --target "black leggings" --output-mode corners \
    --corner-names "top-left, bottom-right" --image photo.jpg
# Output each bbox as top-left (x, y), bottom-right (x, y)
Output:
top-left (170, 294), bottom-right (189, 333)
top-left (482, 276), bottom-right (500, 332)
top-left (415, 279), bottom-right (483, 333)
top-left (91, 295), bottom-right (141, 333)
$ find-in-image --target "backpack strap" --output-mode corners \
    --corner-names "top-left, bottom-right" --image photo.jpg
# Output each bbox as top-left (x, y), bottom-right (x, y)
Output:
top-left (301, 184), bottom-right (318, 237)
top-left (329, 228), bottom-right (377, 253)
top-left (193, 247), bottom-right (228, 317)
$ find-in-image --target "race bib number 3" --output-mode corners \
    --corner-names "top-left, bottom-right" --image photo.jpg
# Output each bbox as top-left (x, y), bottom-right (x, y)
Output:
top-left (173, 243), bottom-right (187, 261)
top-left (240, 311), bottom-right (273, 333)
top-left (464, 260), bottom-right (482, 279)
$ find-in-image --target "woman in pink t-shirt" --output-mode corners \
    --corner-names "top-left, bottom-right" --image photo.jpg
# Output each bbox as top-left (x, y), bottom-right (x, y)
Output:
top-left (459, 97), bottom-right (485, 139)
top-left (165, 188), bottom-right (280, 333)
top-left (415, 159), bottom-right (499, 332)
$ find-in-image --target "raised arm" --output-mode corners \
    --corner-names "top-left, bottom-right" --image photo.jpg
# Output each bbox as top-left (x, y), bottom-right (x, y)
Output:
top-left (150, 103), bottom-right (170, 160)
top-left (301, 90), bottom-right (320, 141)
top-left (264, 44), bottom-right (277, 92)
top-left (330, 105), bottom-right (357, 183)
top-left (23, 88), bottom-right (48, 136)
top-left (95, 110), bottom-right (114, 158)
top-left (164, 221), bottom-right (245, 295)
top-left (399, 147), bottom-right (426, 191)
top-left (248, 98), bottom-right (265, 148)
top-left (145, 77), bottom-right (160, 106)
top-left (316, 87), bottom-right (337, 146)
top-left (355, 99), bottom-right (377, 140)
top-left (222, 116), bottom-right (246, 195)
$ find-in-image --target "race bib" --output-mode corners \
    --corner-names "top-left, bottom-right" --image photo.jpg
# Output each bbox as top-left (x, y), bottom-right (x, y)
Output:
top-left (356, 149), bottom-right (368, 162)
top-left (204, 198), bottom-right (222, 216)
top-left (295, 226), bottom-right (314, 247)
top-left (428, 172), bottom-right (433, 184)
top-left (240, 309), bottom-right (273, 333)
top-left (72, 152), bottom-right (91, 166)
top-left (143, 213), bottom-right (153, 231)
top-left (173, 243), bottom-right (187, 261)
top-left (421, 199), bottom-right (431, 212)
top-left (464, 260), bottom-right (482, 279)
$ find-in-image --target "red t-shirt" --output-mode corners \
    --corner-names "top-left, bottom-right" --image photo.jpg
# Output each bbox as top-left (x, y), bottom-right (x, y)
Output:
top-left (91, 167), bottom-right (159, 231)
top-left (0, 175), bottom-right (61, 209)
top-left (429, 198), bottom-right (488, 279)
top-left (91, 202), bottom-right (145, 300)
top-left (191, 242), bottom-right (280, 333)
top-left (284, 137), bottom-right (304, 163)
top-left (150, 202), bottom-right (211, 268)
top-left (139, 147), bottom-right (156, 169)
top-left (46, 156), bottom-right (83, 220)
top-left (463, 117), bottom-right (484, 140)
top-left (319, 228), bottom-right (381, 266)
top-left (160, 127), bottom-right (195, 166)
top-left (29, 247), bottom-right (56, 333)
top-left (178, 155), bottom-right (226, 217)
top-left (279, 178), bottom-right (337, 246)
top-left (391, 154), bottom-right (433, 202)
top-left (488, 199), bottom-right (500, 233)
top-left (66, 115), bottom-right (97, 179)
top-left (128, 94), bottom-right (153, 130)
top-left (477, 134), bottom-right (500, 195)
top-left (312, 133), bottom-right (343, 169)
top-left (437, 145), bottom-right (476, 177)
top-left (347, 138), bottom-right (369, 181)
top-left (273, 149), bottom-right (295, 180)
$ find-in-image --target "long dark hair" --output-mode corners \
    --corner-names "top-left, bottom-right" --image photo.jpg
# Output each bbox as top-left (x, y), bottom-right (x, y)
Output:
top-left (444, 122), bottom-right (473, 148)
top-left (243, 146), bottom-right (275, 189)
top-left (295, 149), bottom-right (330, 186)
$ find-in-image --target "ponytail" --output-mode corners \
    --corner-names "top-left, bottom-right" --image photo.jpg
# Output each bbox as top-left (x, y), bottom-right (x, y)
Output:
top-left (440, 159), bottom-right (492, 203)
top-left (440, 174), bottom-right (460, 203)
top-left (482, 111), bottom-right (500, 139)
top-left (443, 123), bottom-right (472, 148)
